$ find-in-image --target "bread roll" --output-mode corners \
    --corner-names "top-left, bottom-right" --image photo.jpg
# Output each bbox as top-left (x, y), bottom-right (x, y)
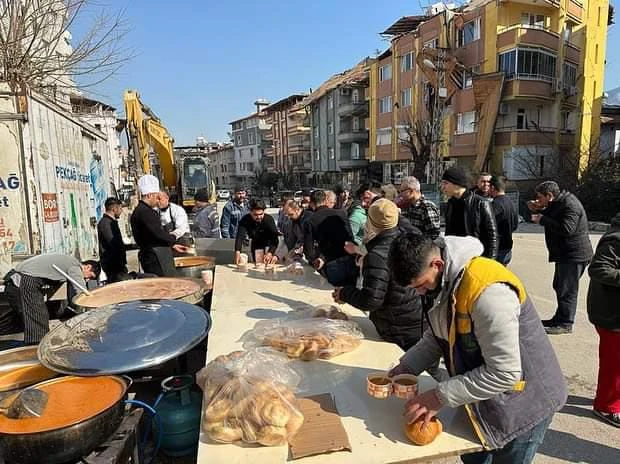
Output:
top-left (257, 425), bottom-right (289, 446)
top-left (300, 341), bottom-right (320, 361)
top-left (404, 417), bottom-right (443, 445)
top-left (285, 342), bottom-right (305, 358)
top-left (261, 400), bottom-right (291, 427)
top-left (205, 421), bottom-right (243, 443)
top-left (205, 398), bottom-right (233, 422)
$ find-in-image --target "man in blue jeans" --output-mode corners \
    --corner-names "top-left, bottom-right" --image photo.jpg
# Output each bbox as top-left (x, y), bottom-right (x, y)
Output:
top-left (528, 181), bottom-right (593, 335)
top-left (388, 234), bottom-right (566, 463)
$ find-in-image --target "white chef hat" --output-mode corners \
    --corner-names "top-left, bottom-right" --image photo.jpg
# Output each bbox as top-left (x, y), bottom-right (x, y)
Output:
top-left (138, 175), bottom-right (160, 195)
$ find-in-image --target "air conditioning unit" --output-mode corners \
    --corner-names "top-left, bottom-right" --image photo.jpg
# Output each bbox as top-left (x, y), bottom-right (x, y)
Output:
top-left (340, 88), bottom-right (351, 96)
top-left (554, 80), bottom-right (563, 94)
top-left (498, 103), bottom-right (510, 115)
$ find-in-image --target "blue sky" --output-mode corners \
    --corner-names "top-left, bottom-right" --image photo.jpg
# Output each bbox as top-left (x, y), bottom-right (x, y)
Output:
top-left (84, 0), bottom-right (620, 145)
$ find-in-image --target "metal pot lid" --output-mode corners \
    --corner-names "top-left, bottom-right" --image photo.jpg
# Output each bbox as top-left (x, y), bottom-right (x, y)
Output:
top-left (37, 300), bottom-right (211, 376)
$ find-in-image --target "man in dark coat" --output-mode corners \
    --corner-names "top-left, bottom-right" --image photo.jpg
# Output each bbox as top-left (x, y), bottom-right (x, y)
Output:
top-left (587, 212), bottom-right (620, 427)
top-left (97, 197), bottom-right (128, 282)
top-left (282, 200), bottom-right (312, 260)
top-left (529, 180), bottom-right (593, 334)
top-left (130, 175), bottom-right (187, 277)
top-left (333, 199), bottom-right (424, 350)
top-left (234, 198), bottom-right (279, 265)
top-left (490, 176), bottom-right (519, 265)
top-left (441, 166), bottom-right (499, 259)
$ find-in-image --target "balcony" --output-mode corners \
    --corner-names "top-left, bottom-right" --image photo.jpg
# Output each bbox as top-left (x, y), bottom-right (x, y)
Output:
top-left (502, 78), bottom-right (555, 100)
top-left (497, 25), bottom-right (560, 51)
top-left (508, 0), bottom-right (560, 8)
top-left (339, 158), bottom-right (368, 169)
top-left (567, 0), bottom-right (583, 22)
top-left (337, 129), bottom-right (369, 144)
top-left (338, 101), bottom-right (369, 117)
top-left (494, 127), bottom-right (558, 145)
top-left (287, 124), bottom-right (311, 135)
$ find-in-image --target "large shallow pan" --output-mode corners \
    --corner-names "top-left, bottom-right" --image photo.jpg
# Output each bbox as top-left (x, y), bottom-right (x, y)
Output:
top-left (0, 375), bottom-right (130, 464)
top-left (174, 255), bottom-right (216, 279)
top-left (72, 277), bottom-right (207, 312)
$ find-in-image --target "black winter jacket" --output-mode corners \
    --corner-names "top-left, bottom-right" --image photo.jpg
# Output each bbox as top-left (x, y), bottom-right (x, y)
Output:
top-left (445, 191), bottom-right (498, 259)
top-left (340, 228), bottom-right (424, 350)
top-left (304, 206), bottom-right (353, 262)
top-left (587, 213), bottom-right (620, 330)
top-left (540, 191), bottom-right (593, 262)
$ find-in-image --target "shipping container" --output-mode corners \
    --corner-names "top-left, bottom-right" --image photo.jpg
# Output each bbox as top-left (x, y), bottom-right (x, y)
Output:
top-left (0, 86), bottom-right (111, 276)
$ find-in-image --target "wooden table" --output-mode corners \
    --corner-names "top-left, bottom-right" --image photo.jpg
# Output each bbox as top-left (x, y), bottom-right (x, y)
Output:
top-left (198, 265), bottom-right (483, 464)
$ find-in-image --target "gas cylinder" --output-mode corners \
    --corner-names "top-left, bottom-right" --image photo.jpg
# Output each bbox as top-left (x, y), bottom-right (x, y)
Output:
top-left (156, 375), bottom-right (203, 457)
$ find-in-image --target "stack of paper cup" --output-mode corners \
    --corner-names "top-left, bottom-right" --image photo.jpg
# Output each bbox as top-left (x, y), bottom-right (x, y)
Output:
top-left (238, 253), bottom-right (249, 270)
top-left (254, 249), bottom-right (265, 265)
top-left (201, 270), bottom-right (213, 288)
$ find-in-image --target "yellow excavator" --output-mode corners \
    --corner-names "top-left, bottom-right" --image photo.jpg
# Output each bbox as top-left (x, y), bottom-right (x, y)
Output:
top-left (123, 90), bottom-right (216, 210)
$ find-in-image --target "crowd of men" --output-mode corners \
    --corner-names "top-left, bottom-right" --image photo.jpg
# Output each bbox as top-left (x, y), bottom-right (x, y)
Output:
top-left (0, 164), bottom-right (617, 462)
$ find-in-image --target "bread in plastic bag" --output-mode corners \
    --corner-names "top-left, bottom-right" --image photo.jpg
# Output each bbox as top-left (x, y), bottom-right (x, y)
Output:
top-left (245, 317), bottom-right (363, 361)
top-left (197, 348), bottom-right (304, 446)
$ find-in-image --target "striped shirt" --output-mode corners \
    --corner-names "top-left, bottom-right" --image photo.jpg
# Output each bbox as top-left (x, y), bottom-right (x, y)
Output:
top-left (402, 196), bottom-right (441, 239)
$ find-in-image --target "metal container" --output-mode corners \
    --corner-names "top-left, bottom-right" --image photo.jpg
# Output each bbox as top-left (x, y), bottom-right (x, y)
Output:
top-left (0, 375), bottom-right (129, 464)
top-left (72, 277), bottom-right (208, 313)
top-left (174, 256), bottom-right (216, 280)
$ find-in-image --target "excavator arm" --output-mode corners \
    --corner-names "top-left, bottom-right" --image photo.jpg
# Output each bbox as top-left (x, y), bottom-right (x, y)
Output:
top-left (124, 90), bottom-right (177, 189)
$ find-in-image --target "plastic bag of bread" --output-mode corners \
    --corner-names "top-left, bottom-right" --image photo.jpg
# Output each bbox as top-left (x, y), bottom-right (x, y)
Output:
top-left (197, 348), bottom-right (304, 446)
top-left (244, 317), bottom-right (363, 360)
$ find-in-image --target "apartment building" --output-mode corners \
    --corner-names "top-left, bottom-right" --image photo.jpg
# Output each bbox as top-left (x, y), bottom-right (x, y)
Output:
top-left (206, 144), bottom-right (236, 189)
top-left (229, 100), bottom-right (272, 187)
top-left (294, 59), bottom-right (373, 188)
top-left (370, 0), bottom-right (610, 184)
top-left (262, 95), bottom-right (309, 186)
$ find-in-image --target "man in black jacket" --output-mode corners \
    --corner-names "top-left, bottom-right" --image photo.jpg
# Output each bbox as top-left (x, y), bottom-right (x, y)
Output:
top-left (282, 200), bottom-right (312, 260)
top-left (304, 190), bottom-right (355, 285)
top-left (234, 198), bottom-right (279, 265)
top-left (97, 197), bottom-right (128, 283)
top-left (333, 199), bottom-right (424, 350)
top-left (130, 175), bottom-right (187, 277)
top-left (490, 176), bottom-right (519, 265)
top-left (587, 212), bottom-right (620, 427)
top-left (529, 181), bottom-right (593, 334)
top-left (441, 166), bottom-right (498, 259)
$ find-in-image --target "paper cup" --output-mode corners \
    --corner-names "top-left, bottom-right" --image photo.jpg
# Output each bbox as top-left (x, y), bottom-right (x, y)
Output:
top-left (238, 253), bottom-right (249, 271)
top-left (254, 249), bottom-right (265, 265)
top-left (201, 270), bottom-right (213, 287)
top-left (391, 374), bottom-right (418, 399)
top-left (367, 372), bottom-right (392, 399)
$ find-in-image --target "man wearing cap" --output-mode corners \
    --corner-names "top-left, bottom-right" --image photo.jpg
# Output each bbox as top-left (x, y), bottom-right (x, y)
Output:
top-left (97, 197), bottom-right (129, 283)
top-left (333, 199), bottom-right (424, 351)
top-left (221, 186), bottom-right (248, 239)
top-left (192, 188), bottom-right (221, 238)
top-left (441, 166), bottom-right (498, 259)
top-left (130, 175), bottom-right (187, 276)
top-left (158, 191), bottom-right (190, 241)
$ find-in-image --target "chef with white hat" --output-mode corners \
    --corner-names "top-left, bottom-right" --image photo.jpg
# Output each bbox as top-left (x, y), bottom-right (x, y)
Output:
top-left (129, 175), bottom-right (188, 276)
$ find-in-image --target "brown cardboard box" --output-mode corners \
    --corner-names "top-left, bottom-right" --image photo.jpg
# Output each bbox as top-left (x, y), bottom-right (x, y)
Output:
top-left (289, 393), bottom-right (352, 459)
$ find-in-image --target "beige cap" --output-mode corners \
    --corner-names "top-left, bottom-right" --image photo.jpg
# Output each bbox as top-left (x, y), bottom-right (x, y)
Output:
top-left (367, 198), bottom-right (399, 230)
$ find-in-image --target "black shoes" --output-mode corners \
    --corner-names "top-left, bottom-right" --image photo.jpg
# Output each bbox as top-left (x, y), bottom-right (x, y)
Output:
top-left (545, 325), bottom-right (573, 335)
top-left (541, 318), bottom-right (557, 328)
top-left (593, 410), bottom-right (620, 428)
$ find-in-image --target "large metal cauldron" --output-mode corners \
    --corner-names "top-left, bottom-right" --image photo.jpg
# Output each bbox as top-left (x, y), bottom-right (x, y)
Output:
top-left (0, 375), bottom-right (130, 464)
top-left (174, 256), bottom-right (216, 279)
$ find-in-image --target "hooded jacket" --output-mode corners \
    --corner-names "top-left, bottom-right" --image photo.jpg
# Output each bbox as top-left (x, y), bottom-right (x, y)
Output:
top-left (539, 190), bottom-right (593, 263)
top-left (400, 236), bottom-right (566, 449)
top-left (445, 191), bottom-right (498, 259)
top-left (587, 213), bottom-right (620, 330)
top-left (340, 228), bottom-right (424, 350)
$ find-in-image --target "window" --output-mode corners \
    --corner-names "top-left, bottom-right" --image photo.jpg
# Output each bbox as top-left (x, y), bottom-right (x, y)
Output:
top-left (379, 95), bottom-right (393, 113)
top-left (379, 64), bottom-right (392, 81)
top-left (400, 52), bottom-right (414, 72)
top-left (250, 148), bottom-right (254, 157)
top-left (315, 149), bottom-right (320, 160)
top-left (328, 122), bottom-right (334, 135)
top-left (424, 38), bottom-right (439, 49)
top-left (456, 111), bottom-right (477, 134)
top-left (517, 108), bottom-right (527, 129)
top-left (329, 148), bottom-right (335, 159)
top-left (236, 135), bottom-right (242, 146)
top-left (563, 63), bottom-right (577, 89)
top-left (248, 132), bottom-right (255, 144)
top-left (400, 88), bottom-right (412, 107)
top-left (242, 121), bottom-right (246, 129)
top-left (328, 95), bottom-right (334, 109)
top-left (351, 143), bottom-right (360, 159)
top-left (521, 13), bottom-right (547, 28)
top-left (457, 18), bottom-right (481, 46)
top-left (564, 22), bottom-right (574, 42)
top-left (352, 117), bottom-right (360, 131)
top-left (314, 126), bottom-right (319, 138)
top-left (499, 48), bottom-right (556, 81)
top-left (397, 125), bottom-right (410, 142)
top-left (561, 111), bottom-right (570, 130)
top-left (463, 65), bottom-right (480, 88)
top-left (352, 89), bottom-right (360, 103)
top-left (376, 128), bottom-right (391, 145)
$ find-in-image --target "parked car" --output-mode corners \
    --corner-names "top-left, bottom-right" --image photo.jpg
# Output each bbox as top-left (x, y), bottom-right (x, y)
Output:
top-left (217, 189), bottom-right (231, 201)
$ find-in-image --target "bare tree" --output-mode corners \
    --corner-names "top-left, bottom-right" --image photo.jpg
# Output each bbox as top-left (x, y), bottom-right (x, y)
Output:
top-left (0, 0), bottom-right (131, 98)
top-left (397, 112), bottom-right (433, 182)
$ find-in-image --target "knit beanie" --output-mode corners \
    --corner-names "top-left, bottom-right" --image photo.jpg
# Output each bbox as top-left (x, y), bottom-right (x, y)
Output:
top-left (367, 198), bottom-right (399, 231)
top-left (441, 166), bottom-right (470, 188)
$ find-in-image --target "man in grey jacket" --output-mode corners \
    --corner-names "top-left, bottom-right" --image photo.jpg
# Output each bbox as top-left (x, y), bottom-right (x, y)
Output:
top-left (388, 234), bottom-right (566, 463)
top-left (2, 254), bottom-right (100, 345)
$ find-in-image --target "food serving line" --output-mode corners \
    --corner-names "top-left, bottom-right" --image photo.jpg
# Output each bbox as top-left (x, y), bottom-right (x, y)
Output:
top-left (197, 264), bottom-right (483, 464)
